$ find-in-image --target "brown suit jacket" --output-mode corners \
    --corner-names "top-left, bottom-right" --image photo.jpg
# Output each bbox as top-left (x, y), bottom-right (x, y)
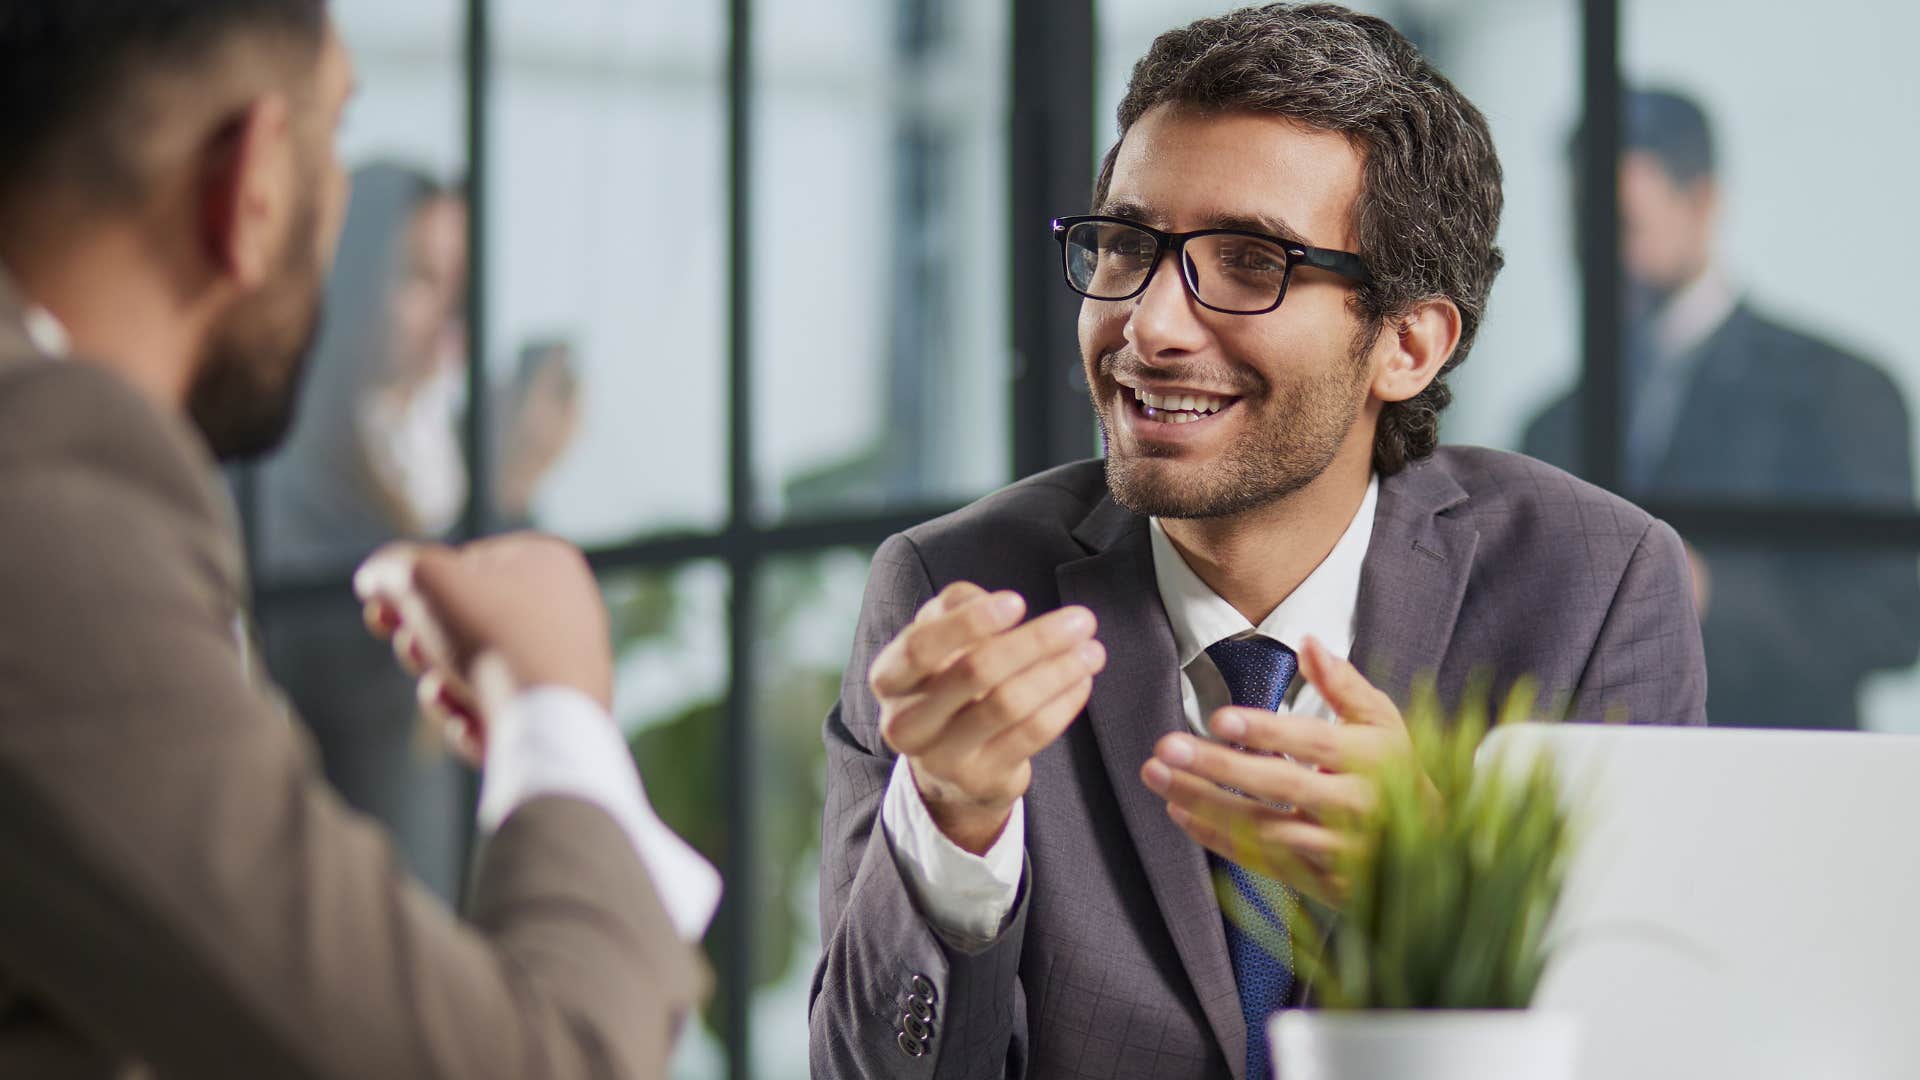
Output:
top-left (0, 271), bottom-right (707, 1078)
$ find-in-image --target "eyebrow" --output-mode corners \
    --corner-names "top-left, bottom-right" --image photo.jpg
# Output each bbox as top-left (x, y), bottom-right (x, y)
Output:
top-left (1096, 198), bottom-right (1312, 248)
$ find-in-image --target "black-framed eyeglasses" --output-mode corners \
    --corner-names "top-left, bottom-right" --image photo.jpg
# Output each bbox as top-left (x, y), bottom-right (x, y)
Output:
top-left (1051, 215), bottom-right (1374, 316)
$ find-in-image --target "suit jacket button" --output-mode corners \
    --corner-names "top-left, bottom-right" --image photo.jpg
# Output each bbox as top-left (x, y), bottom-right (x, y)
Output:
top-left (902, 1012), bottom-right (931, 1043)
top-left (906, 993), bottom-right (935, 1024)
top-left (897, 1030), bottom-right (926, 1057)
top-left (911, 974), bottom-right (937, 1004)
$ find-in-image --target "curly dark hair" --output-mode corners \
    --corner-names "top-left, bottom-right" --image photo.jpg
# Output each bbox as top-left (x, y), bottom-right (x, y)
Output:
top-left (1096, 3), bottom-right (1505, 473)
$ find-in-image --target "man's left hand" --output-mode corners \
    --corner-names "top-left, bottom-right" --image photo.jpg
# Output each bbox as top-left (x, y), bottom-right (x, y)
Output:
top-left (1138, 636), bottom-right (1418, 906)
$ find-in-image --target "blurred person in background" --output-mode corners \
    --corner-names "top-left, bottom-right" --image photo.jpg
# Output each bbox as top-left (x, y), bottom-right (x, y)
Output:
top-left (1524, 87), bottom-right (1920, 730)
top-left (495, 337), bottom-right (582, 529)
top-left (0, 3), bottom-right (714, 1076)
top-left (259, 162), bottom-right (472, 580)
top-left (256, 167), bottom-right (583, 896)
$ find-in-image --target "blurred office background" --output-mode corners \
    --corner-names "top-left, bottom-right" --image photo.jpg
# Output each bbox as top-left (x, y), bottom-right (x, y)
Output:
top-left (230, 0), bottom-right (1920, 1076)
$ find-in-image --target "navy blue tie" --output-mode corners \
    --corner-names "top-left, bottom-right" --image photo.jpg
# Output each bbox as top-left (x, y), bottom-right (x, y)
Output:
top-left (1203, 635), bottom-right (1298, 1080)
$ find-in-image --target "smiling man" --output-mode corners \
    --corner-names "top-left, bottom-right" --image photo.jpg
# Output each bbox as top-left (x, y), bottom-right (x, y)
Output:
top-left (811, 5), bottom-right (1706, 1078)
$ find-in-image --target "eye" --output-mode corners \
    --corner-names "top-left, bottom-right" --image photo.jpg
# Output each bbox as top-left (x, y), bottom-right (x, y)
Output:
top-left (1218, 240), bottom-right (1288, 273)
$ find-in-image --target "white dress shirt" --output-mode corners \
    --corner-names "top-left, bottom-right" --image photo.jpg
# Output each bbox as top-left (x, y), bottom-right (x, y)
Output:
top-left (11, 290), bottom-right (722, 945)
top-left (477, 686), bottom-right (722, 942)
top-left (881, 478), bottom-right (1380, 945)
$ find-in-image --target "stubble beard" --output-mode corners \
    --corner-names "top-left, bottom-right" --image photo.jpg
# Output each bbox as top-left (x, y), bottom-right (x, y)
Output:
top-left (1095, 342), bottom-right (1372, 520)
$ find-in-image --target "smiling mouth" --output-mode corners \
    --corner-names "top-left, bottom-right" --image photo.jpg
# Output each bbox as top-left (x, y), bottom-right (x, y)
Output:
top-left (1128, 386), bottom-right (1241, 425)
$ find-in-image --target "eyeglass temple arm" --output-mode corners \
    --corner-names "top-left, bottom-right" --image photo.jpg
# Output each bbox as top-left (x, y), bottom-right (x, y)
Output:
top-left (1295, 245), bottom-right (1374, 286)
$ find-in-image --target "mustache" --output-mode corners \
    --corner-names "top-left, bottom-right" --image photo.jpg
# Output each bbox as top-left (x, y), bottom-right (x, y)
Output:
top-left (1097, 348), bottom-right (1266, 398)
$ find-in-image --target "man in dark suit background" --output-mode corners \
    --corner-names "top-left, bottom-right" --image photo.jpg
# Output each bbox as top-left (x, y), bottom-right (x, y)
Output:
top-left (0, 4), bottom-right (716, 1076)
top-left (811, 6), bottom-right (1706, 1077)
top-left (1523, 88), bottom-right (1920, 730)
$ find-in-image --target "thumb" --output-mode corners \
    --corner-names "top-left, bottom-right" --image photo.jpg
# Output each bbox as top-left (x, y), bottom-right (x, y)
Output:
top-left (471, 649), bottom-right (522, 715)
top-left (1298, 636), bottom-right (1395, 727)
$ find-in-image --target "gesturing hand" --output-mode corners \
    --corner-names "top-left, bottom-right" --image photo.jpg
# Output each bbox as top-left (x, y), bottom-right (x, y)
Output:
top-left (1139, 636), bottom-right (1420, 906)
top-left (355, 534), bottom-right (614, 767)
top-left (870, 582), bottom-right (1108, 856)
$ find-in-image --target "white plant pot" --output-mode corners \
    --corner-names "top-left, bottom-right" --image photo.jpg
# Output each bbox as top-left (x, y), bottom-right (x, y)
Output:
top-left (1270, 1009), bottom-right (1579, 1080)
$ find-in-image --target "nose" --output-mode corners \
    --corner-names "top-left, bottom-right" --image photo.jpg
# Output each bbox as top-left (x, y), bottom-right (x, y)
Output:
top-left (1124, 249), bottom-right (1210, 363)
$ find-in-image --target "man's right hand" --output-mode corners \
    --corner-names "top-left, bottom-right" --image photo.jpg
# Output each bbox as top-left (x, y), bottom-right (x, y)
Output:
top-left (869, 582), bottom-right (1106, 856)
top-left (355, 534), bottom-right (616, 762)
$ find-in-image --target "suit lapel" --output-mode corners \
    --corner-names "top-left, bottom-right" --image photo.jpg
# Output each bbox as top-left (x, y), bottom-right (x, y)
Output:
top-left (1058, 498), bottom-right (1249, 1079)
top-left (1349, 458), bottom-right (1478, 705)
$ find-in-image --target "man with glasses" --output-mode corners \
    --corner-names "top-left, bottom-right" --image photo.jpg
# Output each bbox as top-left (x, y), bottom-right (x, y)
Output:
top-left (813, 4), bottom-right (1705, 1077)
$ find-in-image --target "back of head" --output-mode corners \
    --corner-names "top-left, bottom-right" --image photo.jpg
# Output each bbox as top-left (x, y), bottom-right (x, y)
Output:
top-left (0, 0), bottom-right (328, 224)
top-left (1099, 2), bottom-right (1505, 473)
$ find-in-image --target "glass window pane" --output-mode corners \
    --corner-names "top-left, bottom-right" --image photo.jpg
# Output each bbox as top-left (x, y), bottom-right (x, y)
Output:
top-left (751, 1), bottom-right (1011, 522)
top-left (1672, 538), bottom-right (1920, 733)
top-left (1098, 0), bottom-right (1581, 457)
top-left (1590, 0), bottom-right (1920, 511)
top-left (748, 549), bottom-right (873, 1077)
top-left (603, 562), bottom-right (731, 1078)
top-left (489, 1), bottom-right (729, 545)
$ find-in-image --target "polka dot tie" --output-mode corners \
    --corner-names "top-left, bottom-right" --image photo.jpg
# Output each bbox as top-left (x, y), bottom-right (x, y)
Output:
top-left (1203, 635), bottom-right (1298, 1080)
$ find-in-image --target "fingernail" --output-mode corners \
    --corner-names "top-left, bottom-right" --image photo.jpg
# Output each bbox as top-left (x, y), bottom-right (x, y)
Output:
top-left (1063, 606), bottom-right (1095, 634)
top-left (1141, 759), bottom-right (1171, 793)
top-left (1158, 735), bottom-right (1195, 767)
top-left (1212, 711), bottom-right (1247, 739)
top-left (993, 592), bottom-right (1025, 623)
top-left (1078, 641), bottom-right (1106, 670)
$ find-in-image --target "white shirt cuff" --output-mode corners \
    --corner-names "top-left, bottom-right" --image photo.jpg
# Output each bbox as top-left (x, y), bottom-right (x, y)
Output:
top-left (878, 753), bottom-right (1024, 946)
top-left (477, 686), bottom-right (722, 943)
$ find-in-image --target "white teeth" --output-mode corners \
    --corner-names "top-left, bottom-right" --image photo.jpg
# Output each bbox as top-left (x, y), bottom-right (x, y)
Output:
top-left (1138, 389), bottom-right (1229, 415)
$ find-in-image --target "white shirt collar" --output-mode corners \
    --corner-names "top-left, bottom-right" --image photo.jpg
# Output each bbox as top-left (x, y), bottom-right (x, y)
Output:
top-left (0, 259), bottom-right (71, 359)
top-left (1148, 474), bottom-right (1380, 668)
top-left (23, 305), bottom-right (71, 359)
top-left (1653, 265), bottom-right (1737, 364)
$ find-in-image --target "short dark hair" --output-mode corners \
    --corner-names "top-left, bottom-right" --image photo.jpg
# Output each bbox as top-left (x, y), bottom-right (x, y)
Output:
top-left (1623, 88), bottom-right (1715, 186)
top-left (1096, 3), bottom-right (1505, 473)
top-left (0, 1), bottom-right (329, 211)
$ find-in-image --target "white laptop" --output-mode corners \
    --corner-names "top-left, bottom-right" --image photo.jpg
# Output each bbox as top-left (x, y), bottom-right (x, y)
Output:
top-left (1480, 724), bottom-right (1920, 1080)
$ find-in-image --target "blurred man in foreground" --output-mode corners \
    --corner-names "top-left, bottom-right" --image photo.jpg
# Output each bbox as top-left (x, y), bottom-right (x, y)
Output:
top-left (0, 3), bottom-right (716, 1076)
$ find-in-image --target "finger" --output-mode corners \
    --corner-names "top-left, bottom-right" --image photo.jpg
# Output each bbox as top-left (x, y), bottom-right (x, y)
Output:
top-left (362, 599), bottom-right (402, 640)
top-left (353, 542), bottom-right (422, 604)
top-left (392, 625), bottom-right (429, 678)
top-left (1171, 801), bottom-right (1353, 866)
top-left (921, 675), bottom-right (1092, 807)
top-left (883, 608), bottom-right (1098, 753)
top-left (914, 581), bottom-right (989, 625)
top-left (1299, 636), bottom-right (1400, 729)
top-left (869, 588), bottom-right (1026, 699)
top-left (419, 672), bottom-right (485, 767)
top-left (1171, 803), bottom-right (1348, 904)
top-left (1208, 708), bottom-right (1372, 772)
top-left (937, 641), bottom-right (1103, 761)
top-left (977, 674), bottom-right (1094, 767)
top-left (1145, 734), bottom-right (1374, 819)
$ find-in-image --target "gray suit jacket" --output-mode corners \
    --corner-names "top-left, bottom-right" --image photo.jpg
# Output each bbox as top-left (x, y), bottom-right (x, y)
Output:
top-left (811, 452), bottom-right (1706, 1079)
top-left (0, 272), bottom-right (707, 1078)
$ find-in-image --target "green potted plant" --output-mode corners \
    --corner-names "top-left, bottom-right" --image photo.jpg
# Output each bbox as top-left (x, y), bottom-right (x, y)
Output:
top-left (1218, 679), bottom-right (1582, 1080)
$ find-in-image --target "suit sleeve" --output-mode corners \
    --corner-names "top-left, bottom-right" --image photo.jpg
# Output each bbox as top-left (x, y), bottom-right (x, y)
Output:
top-left (810, 533), bottom-right (1031, 1079)
top-left (0, 455), bottom-right (707, 1078)
top-left (1570, 518), bottom-right (1709, 726)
